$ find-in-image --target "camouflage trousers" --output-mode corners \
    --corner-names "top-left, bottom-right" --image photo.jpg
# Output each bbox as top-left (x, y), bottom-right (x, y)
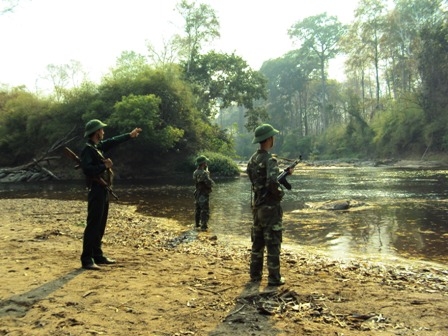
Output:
top-left (250, 203), bottom-right (283, 283)
top-left (194, 192), bottom-right (210, 229)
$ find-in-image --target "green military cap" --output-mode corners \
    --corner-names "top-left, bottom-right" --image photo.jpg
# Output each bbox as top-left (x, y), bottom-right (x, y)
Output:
top-left (195, 155), bottom-right (209, 165)
top-left (84, 119), bottom-right (107, 137)
top-left (252, 124), bottom-right (279, 144)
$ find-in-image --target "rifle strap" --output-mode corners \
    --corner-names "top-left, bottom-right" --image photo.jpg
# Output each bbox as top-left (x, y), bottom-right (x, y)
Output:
top-left (86, 142), bottom-right (114, 185)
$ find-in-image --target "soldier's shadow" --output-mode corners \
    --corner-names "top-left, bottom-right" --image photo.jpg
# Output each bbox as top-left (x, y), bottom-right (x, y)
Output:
top-left (0, 268), bottom-right (84, 318)
top-left (208, 281), bottom-right (282, 335)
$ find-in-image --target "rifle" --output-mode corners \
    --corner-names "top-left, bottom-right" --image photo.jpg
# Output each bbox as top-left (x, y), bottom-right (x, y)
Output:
top-left (277, 155), bottom-right (302, 190)
top-left (252, 155), bottom-right (302, 207)
top-left (63, 146), bottom-right (119, 200)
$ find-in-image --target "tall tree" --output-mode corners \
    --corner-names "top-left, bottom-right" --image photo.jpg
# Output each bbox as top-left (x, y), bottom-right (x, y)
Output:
top-left (418, 18), bottom-right (448, 151)
top-left (186, 51), bottom-right (268, 130)
top-left (260, 48), bottom-right (320, 137)
top-left (43, 60), bottom-right (87, 101)
top-left (108, 51), bottom-right (149, 80)
top-left (351, 0), bottom-right (389, 115)
top-left (146, 37), bottom-right (182, 67)
top-left (175, 0), bottom-right (220, 73)
top-left (341, 18), bottom-right (375, 118)
top-left (383, 0), bottom-right (445, 97)
top-left (288, 13), bottom-right (346, 132)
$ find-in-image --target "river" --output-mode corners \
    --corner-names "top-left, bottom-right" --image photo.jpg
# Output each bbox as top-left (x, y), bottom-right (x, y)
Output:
top-left (1, 166), bottom-right (448, 266)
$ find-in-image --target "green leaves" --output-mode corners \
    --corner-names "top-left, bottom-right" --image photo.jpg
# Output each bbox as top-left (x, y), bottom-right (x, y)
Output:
top-left (185, 51), bottom-right (268, 128)
top-left (109, 93), bottom-right (184, 152)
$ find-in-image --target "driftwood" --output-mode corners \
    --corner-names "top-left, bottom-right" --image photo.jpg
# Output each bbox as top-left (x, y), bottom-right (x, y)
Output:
top-left (0, 127), bottom-right (78, 183)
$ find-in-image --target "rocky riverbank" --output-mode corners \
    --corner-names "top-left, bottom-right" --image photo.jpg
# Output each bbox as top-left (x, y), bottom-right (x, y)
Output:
top-left (1, 198), bottom-right (448, 335)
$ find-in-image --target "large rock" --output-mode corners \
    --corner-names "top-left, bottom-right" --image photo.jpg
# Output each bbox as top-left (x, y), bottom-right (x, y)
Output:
top-left (300, 199), bottom-right (367, 211)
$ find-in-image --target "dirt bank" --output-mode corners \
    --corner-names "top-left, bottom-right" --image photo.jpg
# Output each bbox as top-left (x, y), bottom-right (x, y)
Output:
top-left (1, 198), bottom-right (448, 336)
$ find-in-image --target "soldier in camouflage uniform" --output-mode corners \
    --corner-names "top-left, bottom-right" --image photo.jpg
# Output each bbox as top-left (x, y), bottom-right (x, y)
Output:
top-left (246, 124), bottom-right (293, 286)
top-left (80, 119), bottom-right (142, 270)
top-left (193, 155), bottom-right (214, 231)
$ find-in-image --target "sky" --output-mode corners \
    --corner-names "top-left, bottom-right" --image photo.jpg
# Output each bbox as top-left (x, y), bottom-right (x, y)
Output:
top-left (0, 0), bottom-right (360, 91)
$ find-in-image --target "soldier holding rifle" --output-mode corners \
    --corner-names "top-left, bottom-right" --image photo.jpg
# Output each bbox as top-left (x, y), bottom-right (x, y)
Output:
top-left (80, 119), bottom-right (142, 270)
top-left (246, 124), bottom-right (294, 286)
top-left (193, 155), bottom-right (214, 231)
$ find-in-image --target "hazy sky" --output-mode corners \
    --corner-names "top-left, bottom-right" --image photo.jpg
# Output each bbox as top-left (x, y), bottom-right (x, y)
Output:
top-left (0, 0), bottom-right (359, 90)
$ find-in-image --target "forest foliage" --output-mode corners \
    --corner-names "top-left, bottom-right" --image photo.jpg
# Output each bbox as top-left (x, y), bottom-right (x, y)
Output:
top-left (0, 0), bottom-right (447, 178)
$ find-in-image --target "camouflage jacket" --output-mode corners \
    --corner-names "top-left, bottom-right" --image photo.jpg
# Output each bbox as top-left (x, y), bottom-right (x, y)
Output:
top-left (246, 149), bottom-right (284, 206)
top-left (193, 167), bottom-right (214, 195)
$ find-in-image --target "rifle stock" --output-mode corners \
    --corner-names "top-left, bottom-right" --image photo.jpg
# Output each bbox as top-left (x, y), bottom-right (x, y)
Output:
top-left (63, 146), bottom-right (81, 169)
top-left (63, 146), bottom-right (119, 200)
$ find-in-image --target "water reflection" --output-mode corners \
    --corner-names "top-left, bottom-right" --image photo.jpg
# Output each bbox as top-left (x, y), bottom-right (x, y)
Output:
top-left (1, 166), bottom-right (448, 266)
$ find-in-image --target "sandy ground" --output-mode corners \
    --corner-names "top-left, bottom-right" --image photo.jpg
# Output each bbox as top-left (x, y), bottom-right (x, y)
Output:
top-left (1, 198), bottom-right (448, 336)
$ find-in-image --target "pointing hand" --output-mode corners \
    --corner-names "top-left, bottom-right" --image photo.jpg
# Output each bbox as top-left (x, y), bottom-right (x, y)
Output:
top-left (130, 128), bottom-right (142, 138)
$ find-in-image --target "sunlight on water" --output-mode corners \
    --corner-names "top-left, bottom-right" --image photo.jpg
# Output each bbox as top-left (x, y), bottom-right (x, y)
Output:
top-left (2, 166), bottom-right (448, 266)
top-left (209, 167), bottom-right (448, 266)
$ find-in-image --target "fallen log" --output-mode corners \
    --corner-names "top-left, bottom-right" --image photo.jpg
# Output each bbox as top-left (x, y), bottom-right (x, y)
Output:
top-left (0, 127), bottom-right (78, 183)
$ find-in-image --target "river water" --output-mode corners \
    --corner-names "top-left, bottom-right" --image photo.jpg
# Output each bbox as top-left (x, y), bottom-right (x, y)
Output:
top-left (2, 166), bottom-right (448, 266)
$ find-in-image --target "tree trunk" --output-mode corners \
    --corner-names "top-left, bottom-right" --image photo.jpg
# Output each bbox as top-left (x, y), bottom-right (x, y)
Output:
top-left (0, 128), bottom-right (77, 183)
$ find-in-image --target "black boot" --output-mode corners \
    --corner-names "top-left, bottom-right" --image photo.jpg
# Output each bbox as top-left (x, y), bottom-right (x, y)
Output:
top-left (195, 213), bottom-right (201, 228)
top-left (250, 260), bottom-right (263, 282)
top-left (201, 222), bottom-right (208, 231)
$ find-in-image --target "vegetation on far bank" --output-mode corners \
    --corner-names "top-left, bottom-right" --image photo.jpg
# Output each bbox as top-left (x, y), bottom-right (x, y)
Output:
top-left (1, 0), bottom-right (447, 179)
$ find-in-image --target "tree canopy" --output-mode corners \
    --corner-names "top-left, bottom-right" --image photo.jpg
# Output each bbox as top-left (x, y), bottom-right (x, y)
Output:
top-left (1, 0), bottom-right (447, 172)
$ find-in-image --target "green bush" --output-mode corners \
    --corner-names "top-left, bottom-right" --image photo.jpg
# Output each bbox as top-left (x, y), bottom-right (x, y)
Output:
top-left (181, 151), bottom-right (240, 177)
top-left (372, 97), bottom-right (425, 157)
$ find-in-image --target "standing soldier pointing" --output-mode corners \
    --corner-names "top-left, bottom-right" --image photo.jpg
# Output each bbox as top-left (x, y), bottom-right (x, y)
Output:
top-left (80, 119), bottom-right (142, 270)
